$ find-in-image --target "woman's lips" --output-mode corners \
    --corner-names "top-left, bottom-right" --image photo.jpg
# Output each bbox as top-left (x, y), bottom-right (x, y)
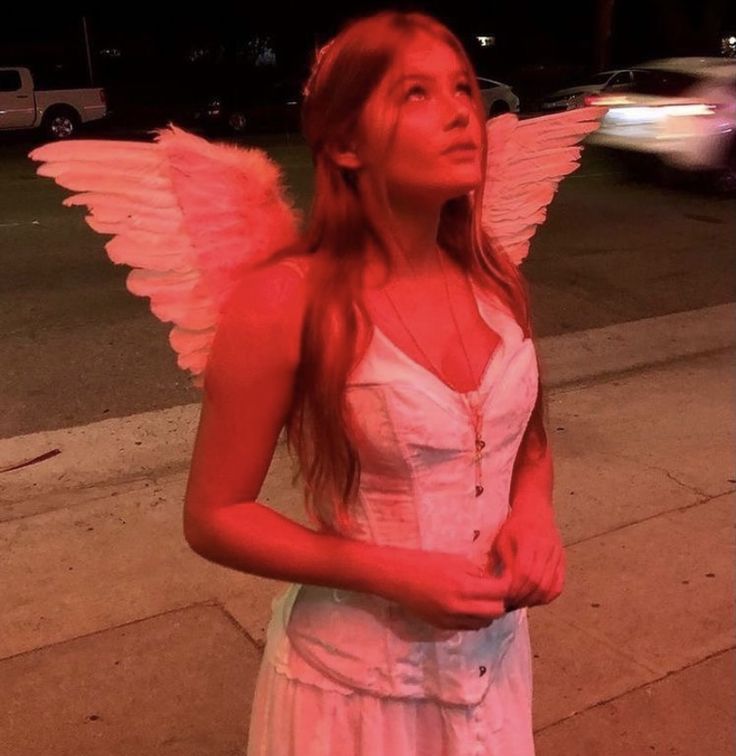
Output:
top-left (445, 146), bottom-right (478, 158)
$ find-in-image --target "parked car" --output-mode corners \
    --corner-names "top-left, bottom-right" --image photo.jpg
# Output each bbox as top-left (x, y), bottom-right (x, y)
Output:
top-left (191, 74), bottom-right (302, 135)
top-left (541, 69), bottom-right (642, 112)
top-left (477, 77), bottom-right (520, 117)
top-left (0, 66), bottom-right (108, 140)
top-left (586, 57), bottom-right (736, 192)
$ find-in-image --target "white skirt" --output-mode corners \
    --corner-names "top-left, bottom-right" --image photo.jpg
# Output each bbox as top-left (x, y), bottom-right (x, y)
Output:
top-left (246, 587), bottom-right (536, 756)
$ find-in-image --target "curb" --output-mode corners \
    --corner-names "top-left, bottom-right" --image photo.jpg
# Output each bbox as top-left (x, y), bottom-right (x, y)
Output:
top-left (1, 303), bottom-right (733, 509)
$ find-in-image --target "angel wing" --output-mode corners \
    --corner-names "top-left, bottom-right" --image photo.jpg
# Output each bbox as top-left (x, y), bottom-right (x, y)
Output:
top-left (482, 106), bottom-right (607, 266)
top-left (28, 124), bottom-right (302, 389)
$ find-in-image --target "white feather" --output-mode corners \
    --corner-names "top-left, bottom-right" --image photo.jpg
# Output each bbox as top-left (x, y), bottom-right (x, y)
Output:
top-left (29, 123), bottom-right (301, 386)
top-left (482, 107), bottom-right (607, 265)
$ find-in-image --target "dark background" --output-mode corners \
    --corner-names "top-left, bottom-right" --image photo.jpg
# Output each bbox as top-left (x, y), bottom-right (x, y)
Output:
top-left (1, 1), bottom-right (735, 119)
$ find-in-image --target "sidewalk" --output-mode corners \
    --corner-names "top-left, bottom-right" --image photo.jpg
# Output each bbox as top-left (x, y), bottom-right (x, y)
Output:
top-left (1, 304), bottom-right (734, 755)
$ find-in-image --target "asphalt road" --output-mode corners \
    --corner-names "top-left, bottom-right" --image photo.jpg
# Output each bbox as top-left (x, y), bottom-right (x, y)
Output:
top-left (1, 124), bottom-right (734, 439)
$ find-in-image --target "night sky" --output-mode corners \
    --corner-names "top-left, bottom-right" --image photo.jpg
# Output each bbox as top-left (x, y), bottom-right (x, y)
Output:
top-left (2, 1), bottom-right (734, 100)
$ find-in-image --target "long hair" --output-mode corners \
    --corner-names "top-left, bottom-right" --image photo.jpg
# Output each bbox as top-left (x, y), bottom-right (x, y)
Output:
top-left (267, 10), bottom-right (549, 535)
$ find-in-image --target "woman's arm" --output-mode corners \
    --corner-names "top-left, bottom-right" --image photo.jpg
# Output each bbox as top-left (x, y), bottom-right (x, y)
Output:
top-left (508, 393), bottom-right (556, 525)
top-left (492, 394), bottom-right (563, 608)
top-left (182, 261), bottom-right (415, 598)
top-left (187, 497), bottom-right (415, 597)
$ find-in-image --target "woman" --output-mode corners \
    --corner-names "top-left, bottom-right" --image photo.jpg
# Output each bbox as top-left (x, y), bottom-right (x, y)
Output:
top-left (184, 9), bottom-right (564, 755)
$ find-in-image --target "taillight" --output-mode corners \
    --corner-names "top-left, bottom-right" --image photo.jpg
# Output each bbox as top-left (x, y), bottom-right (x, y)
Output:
top-left (584, 94), bottom-right (600, 107)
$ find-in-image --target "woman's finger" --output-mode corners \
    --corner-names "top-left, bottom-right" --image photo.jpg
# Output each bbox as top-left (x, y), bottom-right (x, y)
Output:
top-left (536, 548), bottom-right (563, 603)
top-left (549, 552), bottom-right (566, 599)
top-left (513, 544), bottom-right (550, 602)
top-left (522, 546), bottom-right (560, 605)
top-left (509, 546), bottom-right (536, 597)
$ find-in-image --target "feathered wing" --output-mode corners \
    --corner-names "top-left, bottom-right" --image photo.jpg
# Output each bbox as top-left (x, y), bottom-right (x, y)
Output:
top-left (481, 106), bottom-right (607, 266)
top-left (28, 124), bottom-right (302, 389)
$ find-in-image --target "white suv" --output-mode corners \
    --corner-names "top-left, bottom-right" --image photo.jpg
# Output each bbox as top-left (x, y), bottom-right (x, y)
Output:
top-left (476, 77), bottom-right (520, 117)
top-left (587, 57), bottom-right (736, 191)
top-left (542, 69), bottom-right (641, 112)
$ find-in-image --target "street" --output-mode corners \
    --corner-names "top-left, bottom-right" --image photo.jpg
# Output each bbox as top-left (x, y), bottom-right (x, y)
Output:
top-left (0, 127), bottom-right (734, 439)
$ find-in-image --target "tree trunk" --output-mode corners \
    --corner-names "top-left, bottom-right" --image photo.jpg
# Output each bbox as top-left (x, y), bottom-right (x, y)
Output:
top-left (596, 0), bottom-right (616, 70)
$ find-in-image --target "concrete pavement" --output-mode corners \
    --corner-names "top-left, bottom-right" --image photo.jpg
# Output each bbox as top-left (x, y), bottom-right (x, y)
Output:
top-left (1, 303), bottom-right (734, 755)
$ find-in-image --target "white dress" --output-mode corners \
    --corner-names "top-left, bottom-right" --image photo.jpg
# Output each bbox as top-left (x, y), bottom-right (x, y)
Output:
top-left (247, 264), bottom-right (539, 755)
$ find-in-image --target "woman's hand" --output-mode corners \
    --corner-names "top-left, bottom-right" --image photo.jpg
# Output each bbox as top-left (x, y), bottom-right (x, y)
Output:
top-left (489, 511), bottom-right (566, 610)
top-left (378, 549), bottom-right (514, 631)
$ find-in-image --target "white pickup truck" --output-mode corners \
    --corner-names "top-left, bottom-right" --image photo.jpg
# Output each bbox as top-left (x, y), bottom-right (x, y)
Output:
top-left (0, 66), bottom-right (108, 140)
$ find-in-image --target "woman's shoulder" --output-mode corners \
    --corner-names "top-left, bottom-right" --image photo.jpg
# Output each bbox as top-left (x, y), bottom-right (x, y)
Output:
top-left (247, 248), bottom-right (323, 297)
top-left (226, 254), bottom-right (307, 306)
top-left (213, 254), bottom-right (316, 369)
top-left (272, 254), bottom-right (311, 280)
top-left (267, 249), bottom-right (328, 288)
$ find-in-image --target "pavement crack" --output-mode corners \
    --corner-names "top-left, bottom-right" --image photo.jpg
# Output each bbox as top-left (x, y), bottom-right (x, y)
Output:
top-left (0, 600), bottom-right (222, 663)
top-left (605, 450), bottom-right (709, 497)
top-left (565, 488), bottom-right (733, 548)
top-left (543, 613), bottom-right (660, 677)
top-left (215, 602), bottom-right (265, 651)
top-left (627, 457), bottom-right (710, 497)
top-left (662, 468), bottom-right (708, 496)
top-left (534, 645), bottom-right (735, 733)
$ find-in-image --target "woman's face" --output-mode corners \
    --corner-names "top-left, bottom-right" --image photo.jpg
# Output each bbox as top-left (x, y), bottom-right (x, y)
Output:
top-left (356, 33), bottom-right (484, 208)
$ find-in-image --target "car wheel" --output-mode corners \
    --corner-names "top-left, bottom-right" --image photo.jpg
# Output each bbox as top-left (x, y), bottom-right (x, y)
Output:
top-left (655, 158), bottom-right (684, 189)
top-left (41, 108), bottom-right (80, 140)
top-left (713, 139), bottom-right (736, 195)
top-left (228, 112), bottom-right (248, 133)
top-left (488, 101), bottom-right (511, 118)
top-left (715, 167), bottom-right (736, 194)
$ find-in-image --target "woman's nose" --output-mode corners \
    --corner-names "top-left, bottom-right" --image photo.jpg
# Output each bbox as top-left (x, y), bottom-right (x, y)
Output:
top-left (442, 94), bottom-right (471, 127)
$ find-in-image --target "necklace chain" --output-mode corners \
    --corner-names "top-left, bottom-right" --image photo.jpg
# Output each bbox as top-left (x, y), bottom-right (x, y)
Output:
top-left (380, 249), bottom-right (476, 392)
top-left (379, 247), bottom-right (487, 497)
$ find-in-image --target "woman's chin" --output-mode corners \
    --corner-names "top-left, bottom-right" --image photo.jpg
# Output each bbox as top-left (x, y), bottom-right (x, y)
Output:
top-left (389, 175), bottom-right (482, 205)
top-left (443, 178), bottom-right (482, 200)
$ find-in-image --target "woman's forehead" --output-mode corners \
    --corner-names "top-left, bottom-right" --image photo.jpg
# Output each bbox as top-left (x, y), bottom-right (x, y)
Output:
top-left (386, 36), bottom-right (468, 85)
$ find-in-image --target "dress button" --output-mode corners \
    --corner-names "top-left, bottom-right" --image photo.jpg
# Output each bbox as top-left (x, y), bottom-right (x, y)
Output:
top-left (475, 485), bottom-right (484, 497)
top-left (472, 529), bottom-right (480, 542)
top-left (479, 665), bottom-right (487, 676)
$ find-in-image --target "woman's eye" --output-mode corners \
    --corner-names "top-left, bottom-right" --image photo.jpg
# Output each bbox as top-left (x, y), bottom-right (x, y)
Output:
top-left (405, 85), bottom-right (426, 100)
top-left (404, 82), bottom-right (472, 101)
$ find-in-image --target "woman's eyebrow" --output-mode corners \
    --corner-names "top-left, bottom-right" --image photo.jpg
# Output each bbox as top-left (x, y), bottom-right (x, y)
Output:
top-left (391, 70), bottom-right (469, 90)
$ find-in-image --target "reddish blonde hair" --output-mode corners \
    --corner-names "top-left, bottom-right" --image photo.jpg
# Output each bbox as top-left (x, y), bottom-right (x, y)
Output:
top-left (267, 10), bottom-right (548, 535)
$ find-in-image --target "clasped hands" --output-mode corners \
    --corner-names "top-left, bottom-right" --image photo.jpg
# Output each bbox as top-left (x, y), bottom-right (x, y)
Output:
top-left (487, 511), bottom-right (566, 611)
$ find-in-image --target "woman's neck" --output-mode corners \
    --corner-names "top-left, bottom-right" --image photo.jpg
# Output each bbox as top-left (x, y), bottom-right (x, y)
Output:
top-left (379, 193), bottom-right (444, 277)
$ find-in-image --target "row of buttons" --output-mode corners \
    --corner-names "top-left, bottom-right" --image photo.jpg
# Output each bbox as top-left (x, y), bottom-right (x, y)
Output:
top-left (471, 525), bottom-right (490, 678)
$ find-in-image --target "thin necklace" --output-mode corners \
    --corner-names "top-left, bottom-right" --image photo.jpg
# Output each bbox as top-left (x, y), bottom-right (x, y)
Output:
top-left (380, 248), bottom-right (487, 498)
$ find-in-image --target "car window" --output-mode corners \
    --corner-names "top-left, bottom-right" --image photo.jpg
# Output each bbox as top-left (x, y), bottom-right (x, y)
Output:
top-left (628, 70), bottom-right (701, 96)
top-left (589, 72), bottom-right (613, 85)
top-left (0, 70), bottom-right (22, 91)
top-left (607, 71), bottom-right (633, 86)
